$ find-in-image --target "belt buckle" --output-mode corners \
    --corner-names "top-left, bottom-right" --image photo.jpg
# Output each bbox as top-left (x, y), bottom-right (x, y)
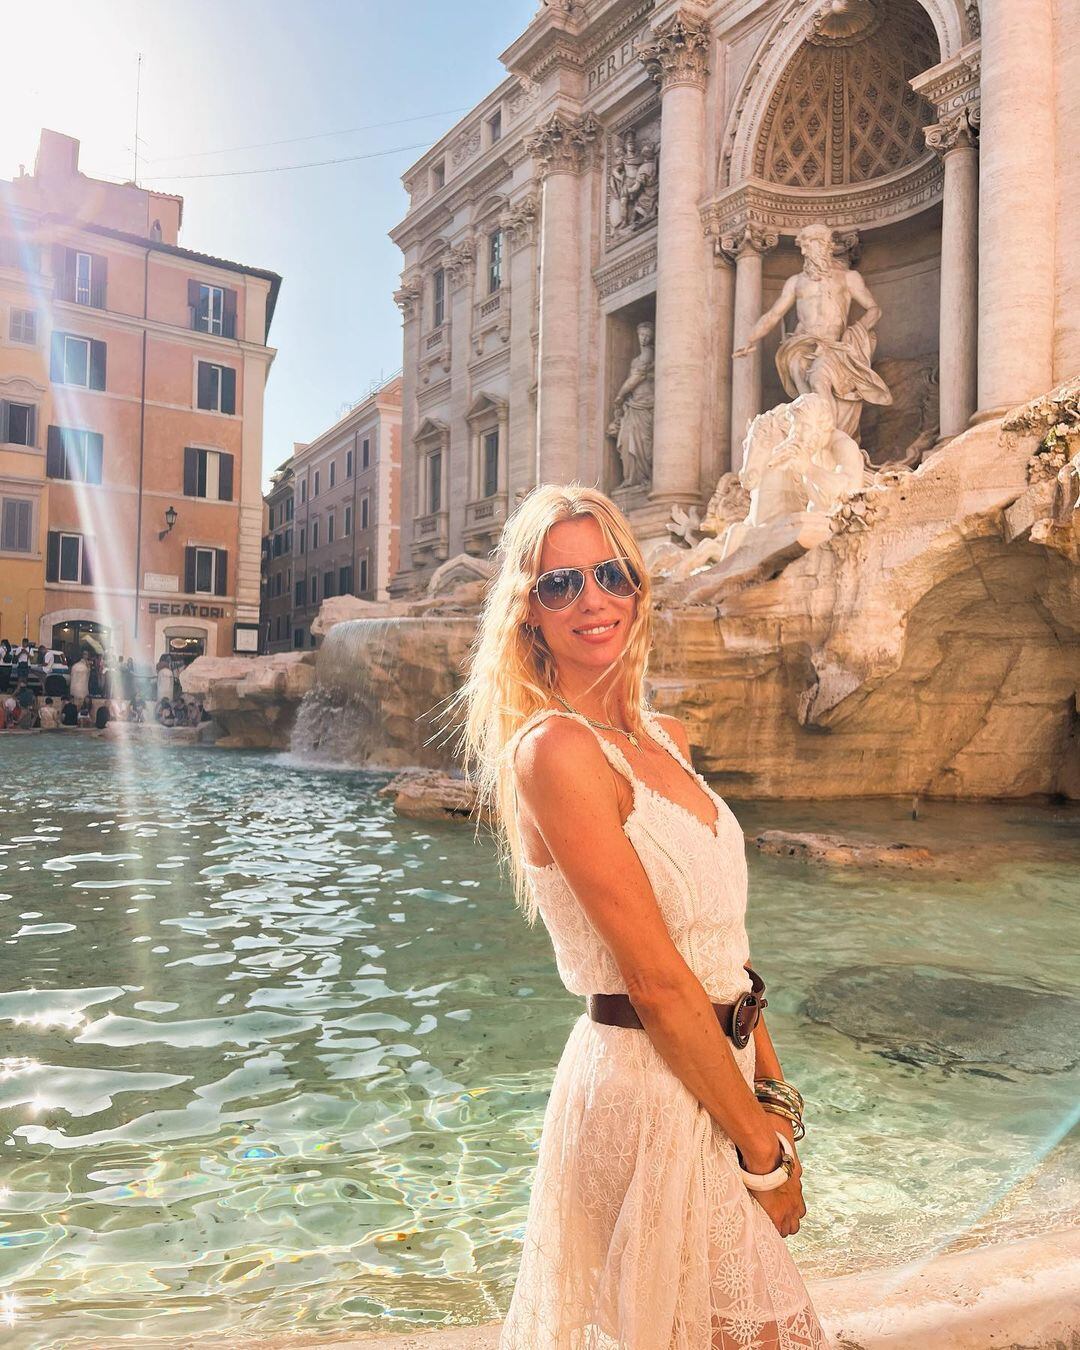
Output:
top-left (730, 991), bottom-right (755, 1049)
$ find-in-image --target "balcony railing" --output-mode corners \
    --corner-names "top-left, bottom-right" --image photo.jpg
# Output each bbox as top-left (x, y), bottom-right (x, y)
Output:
top-left (465, 492), bottom-right (508, 536)
top-left (411, 509), bottom-right (450, 563)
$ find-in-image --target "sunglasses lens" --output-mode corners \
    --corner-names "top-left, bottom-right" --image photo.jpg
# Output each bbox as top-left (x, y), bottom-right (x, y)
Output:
top-left (536, 569), bottom-right (584, 610)
top-left (596, 559), bottom-right (639, 596)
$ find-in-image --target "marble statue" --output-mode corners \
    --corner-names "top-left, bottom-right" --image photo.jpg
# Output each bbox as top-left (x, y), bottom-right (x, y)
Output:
top-left (720, 392), bottom-right (867, 558)
top-left (608, 131), bottom-right (659, 238)
top-left (733, 222), bottom-right (892, 440)
top-left (608, 321), bottom-right (655, 487)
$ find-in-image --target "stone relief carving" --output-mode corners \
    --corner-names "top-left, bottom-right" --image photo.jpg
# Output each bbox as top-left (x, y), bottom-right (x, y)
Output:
top-left (607, 121), bottom-right (660, 243)
top-left (637, 10), bottom-right (710, 89)
top-left (526, 112), bottom-right (601, 177)
top-left (451, 127), bottom-right (482, 167)
top-left (607, 321), bottom-right (655, 488)
top-left (508, 81), bottom-right (540, 120)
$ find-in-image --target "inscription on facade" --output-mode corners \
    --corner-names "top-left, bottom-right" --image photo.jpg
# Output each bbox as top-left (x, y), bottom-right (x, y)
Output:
top-left (587, 28), bottom-right (649, 92)
top-left (148, 602), bottom-right (227, 618)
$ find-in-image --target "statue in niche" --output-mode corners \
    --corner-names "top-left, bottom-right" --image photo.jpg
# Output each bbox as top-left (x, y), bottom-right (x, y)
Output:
top-left (608, 130), bottom-right (659, 239)
top-left (733, 221), bottom-right (892, 441)
top-left (608, 321), bottom-right (655, 487)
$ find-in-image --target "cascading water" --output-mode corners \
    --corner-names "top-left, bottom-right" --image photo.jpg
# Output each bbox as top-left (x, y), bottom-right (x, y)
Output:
top-left (289, 615), bottom-right (476, 768)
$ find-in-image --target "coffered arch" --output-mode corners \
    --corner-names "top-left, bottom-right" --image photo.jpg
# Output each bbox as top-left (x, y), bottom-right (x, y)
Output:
top-left (721, 0), bottom-right (967, 194)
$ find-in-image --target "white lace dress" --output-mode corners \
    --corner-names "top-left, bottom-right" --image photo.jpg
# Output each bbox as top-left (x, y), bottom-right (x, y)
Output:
top-left (499, 708), bottom-right (830, 1350)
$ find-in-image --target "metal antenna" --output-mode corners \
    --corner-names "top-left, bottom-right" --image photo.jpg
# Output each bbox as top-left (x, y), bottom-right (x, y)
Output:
top-left (134, 52), bottom-right (143, 184)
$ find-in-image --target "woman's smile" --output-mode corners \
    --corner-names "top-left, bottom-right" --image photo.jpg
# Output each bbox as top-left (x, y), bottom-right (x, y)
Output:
top-left (572, 618), bottom-right (621, 642)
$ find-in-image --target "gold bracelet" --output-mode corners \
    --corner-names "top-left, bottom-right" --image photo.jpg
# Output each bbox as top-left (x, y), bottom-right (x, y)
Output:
top-left (759, 1101), bottom-right (805, 1141)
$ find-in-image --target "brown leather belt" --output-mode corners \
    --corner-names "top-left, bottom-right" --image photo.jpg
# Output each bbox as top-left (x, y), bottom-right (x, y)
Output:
top-left (587, 965), bottom-right (767, 1049)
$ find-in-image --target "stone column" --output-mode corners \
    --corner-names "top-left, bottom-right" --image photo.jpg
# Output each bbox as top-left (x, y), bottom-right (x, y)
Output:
top-left (925, 107), bottom-right (980, 437)
top-left (527, 113), bottom-right (598, 486)
top-left (638, 9), bottom-right (711, 508)
top-left (723, 223), bottom-right (778, 472)
top-left (976, 0), bottom-right (1055, 417)
top-left (390, 273), bottom-right (422, 595)
top-left (500, 194), bottom-right (540, 499)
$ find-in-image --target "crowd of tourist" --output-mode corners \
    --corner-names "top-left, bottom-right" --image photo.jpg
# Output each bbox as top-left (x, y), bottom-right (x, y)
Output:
top-left (0, 641), bottom-right (209, 733)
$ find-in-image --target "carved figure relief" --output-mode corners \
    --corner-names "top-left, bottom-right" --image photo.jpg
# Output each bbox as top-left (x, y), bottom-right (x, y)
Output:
top-left (607, 122), bottom-right (660, 243)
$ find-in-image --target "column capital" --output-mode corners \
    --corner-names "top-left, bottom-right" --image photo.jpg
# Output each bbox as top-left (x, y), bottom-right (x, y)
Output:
top-left (637, 9), bottom-right (710, 91)
top-left (442, 236), bottom-right (477, 291)
top-left (719, 221), bottom-right (779, 263)
top-left (526, 112), bottom-right (600, 178)
top-left (924, 104), bottom-right (981, 156)
top-left (393, 274), bottom-right (421, 319)
top-left (499, 192), bottom-right (540, 250)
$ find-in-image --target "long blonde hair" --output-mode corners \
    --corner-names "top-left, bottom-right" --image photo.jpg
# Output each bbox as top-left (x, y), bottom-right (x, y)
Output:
top-left (440, 481), bottom-right (653, 924)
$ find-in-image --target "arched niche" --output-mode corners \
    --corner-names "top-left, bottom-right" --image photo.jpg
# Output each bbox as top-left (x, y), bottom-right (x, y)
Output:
top-left (721, 0), bottom-right (972, 194)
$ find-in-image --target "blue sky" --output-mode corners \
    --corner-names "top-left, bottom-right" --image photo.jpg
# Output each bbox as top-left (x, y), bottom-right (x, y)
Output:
top-left (2, 0), bottom-right (537, 483)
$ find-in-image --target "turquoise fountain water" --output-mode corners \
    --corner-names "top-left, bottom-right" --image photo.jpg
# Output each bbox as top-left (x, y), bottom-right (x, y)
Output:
top-left (0, 737), bottom-right (1077, 1346)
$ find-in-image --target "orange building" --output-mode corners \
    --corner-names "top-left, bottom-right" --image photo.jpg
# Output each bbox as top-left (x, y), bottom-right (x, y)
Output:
top-left (0, 129), bottom-right (280, 667)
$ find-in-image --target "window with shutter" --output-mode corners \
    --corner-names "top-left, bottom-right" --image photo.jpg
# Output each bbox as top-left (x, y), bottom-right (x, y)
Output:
top-left (46, 531), bottom-right (60, 581)
top-left (3, 402), bottom-right (36, 447)
top-left (432, 268), bottom-right (445, 327)
top-left (483, 429), bottom-right (499, 497)
top-left (222, 288), bottom-right (237, 339)
top-left (74, 251), bottom-right (92, 305)
top-left (193, 547), bottom-right (215, 593)
top-left (0, 499), bottom-right (32, 553)
top-left (53, 333), bottom-right (91, 387)
top-left (361, 495), bottom-right (369, 530)
top-left (46, 427), bottom-right (104, 484)
top-left (9, 309), bottom-right (36, 344)
top-left (196, 362), bottom-right (236, 413)
top-left (57, 532), bottom-right (83, 583)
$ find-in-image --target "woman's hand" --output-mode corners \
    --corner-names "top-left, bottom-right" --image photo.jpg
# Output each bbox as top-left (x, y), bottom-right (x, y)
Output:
top-left (748, 1144), bottom-right (806, 1238)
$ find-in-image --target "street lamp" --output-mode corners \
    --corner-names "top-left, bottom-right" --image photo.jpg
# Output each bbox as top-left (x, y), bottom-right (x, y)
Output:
top-left (158, 505), bottom-right (178, 541)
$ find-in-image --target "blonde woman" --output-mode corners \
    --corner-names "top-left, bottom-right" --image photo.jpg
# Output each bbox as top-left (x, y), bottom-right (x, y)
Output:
top-left (450, 484), bottom-right (829, 1348)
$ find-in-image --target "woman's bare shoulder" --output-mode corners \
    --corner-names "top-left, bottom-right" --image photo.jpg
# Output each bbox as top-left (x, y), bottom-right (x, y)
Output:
top-left (512, 711), bottom-right (601, 782)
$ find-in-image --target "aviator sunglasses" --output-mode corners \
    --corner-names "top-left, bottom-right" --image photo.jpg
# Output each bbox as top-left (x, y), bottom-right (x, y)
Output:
top-left (531, 556), bottom-right (642, 612)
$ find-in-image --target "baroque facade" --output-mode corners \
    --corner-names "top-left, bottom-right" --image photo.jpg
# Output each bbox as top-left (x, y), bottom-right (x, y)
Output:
top-left (389, 0), bottom-right (1079, 596)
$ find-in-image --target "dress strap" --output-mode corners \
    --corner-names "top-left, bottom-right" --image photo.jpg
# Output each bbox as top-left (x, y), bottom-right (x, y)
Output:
top-left (643, 708), bottom-right (724, 811)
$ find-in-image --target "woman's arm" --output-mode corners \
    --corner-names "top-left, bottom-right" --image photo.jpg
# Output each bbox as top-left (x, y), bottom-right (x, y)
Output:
top-left (515, 717), bottom-right (782, 1173)
top-left (657, 714), bottom-right (802, 1153)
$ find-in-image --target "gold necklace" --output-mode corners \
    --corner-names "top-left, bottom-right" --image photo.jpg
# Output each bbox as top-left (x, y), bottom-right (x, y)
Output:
top-left (554, 691), bottom-right (642, 751)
